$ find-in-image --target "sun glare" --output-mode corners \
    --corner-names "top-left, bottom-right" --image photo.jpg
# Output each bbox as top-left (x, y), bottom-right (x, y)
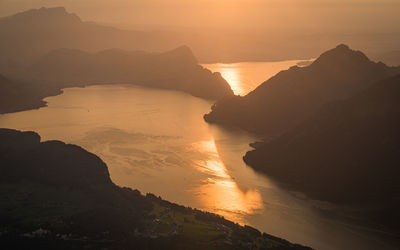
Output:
top-left (192, 139), bottom-right (263, 224)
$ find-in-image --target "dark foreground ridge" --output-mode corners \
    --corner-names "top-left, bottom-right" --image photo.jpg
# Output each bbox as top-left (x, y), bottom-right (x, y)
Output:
top-left (0, 128), bottom-right (311, 250)
top-left (244, 74), bottom-right (400, 233)
top-left (204, 44), bottom-right (400, 136)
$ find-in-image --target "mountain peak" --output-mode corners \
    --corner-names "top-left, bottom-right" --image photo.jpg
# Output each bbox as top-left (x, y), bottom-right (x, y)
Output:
top-left (38, 6), bottom-right (67, 13)
top-left (6, 6), bottom-right (81, 23)
top-left (312, 44), bottom-right (373, 68)
top-left (161, 45), bottom-right (198, 64)
top-left (169, 45), bottom-right (195, 57)
top-left (335, 43), bottom-right (351, 50)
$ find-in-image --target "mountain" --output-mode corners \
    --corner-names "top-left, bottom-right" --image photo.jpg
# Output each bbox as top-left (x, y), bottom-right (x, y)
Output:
top-left (204, 45), bottom-right (400, 136)
top-left (243, 74), bottom-right (400, 224)
top-left (375, 50), bottom-right (400, 67)
top-left (0, 7), bottom-right (177, 66)
top-left (0, 7), bottom-right (234, 111)
top-left (21, 46), bottom-right (233, 100)
top-left (0, 128), bottom-right (311, 250)
top-left (1, 7), bottom-right (400, 64)
top-left (0, 74), bottom-right (61, 114)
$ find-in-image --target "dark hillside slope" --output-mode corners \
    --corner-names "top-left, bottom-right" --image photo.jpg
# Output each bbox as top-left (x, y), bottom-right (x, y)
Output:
top-left (244, 74), bottom-right (400, 208)
top-left (0, 128), bottom-right (310, 250)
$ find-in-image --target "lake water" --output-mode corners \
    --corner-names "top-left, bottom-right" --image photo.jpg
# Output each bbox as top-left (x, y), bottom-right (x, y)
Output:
top-left (0, 61), bottom-right (396, 250)
top-left (203, 60), bottom-right (306, 96)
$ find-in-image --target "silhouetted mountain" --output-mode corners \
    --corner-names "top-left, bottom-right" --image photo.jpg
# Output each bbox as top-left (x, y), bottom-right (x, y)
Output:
top-left (243, 74), bottom-right (400, 229)
top-left (205, 45), bottom-right (400, 136)
top-left (1, 7), bottom-right (400, 64)
top-left (374, 50), bottom-right (400, 67)
top-left (0, 45), bottom-right (232, 114)
top-left (1, 6), bottom-right (81, 26)
top-left (0, 73), bottom-right (61, 114)
top-left (0, 7), bottom-right (178, 66)
top-left (0, 128), bottom-right (310, 250)
top-left (21, 46), bottom-right (233, 100)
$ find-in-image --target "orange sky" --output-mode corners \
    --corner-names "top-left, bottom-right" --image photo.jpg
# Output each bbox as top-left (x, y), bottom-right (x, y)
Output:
top-left (1, 0), bottom-right (399, 33)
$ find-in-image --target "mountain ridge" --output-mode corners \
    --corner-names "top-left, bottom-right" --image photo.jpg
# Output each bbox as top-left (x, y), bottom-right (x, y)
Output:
top-left (0, 7), bottom-right (166, 66)
top-left (243, 73), bottom-right (400, 231)
top-left (24, 45), bottom-right (232, 100)
top-left (204, 44), bottom-right (400, 136)
top-left (244, 74), bottom-right (400, 203)
top-left (0, 44), bottom-right (233, 115)
top-left (1, 7), bottom-right (81, 23)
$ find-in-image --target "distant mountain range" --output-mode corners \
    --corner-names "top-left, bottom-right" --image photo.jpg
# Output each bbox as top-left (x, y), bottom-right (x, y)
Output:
top-left (205, 44), bottom-right (400, 136)
top-left (0, 128), bottom-right (311, 250)
top-left (0, 44), bottom-right (233, 114)
top-left (0, 6), bottom-right (235, 104)
top-left (0, 7), bottom-right (235, 102)
top-left (23, 46), bottom-right (233, 100)
top-left (1, 7), bottom-right (399, 65)
top-left (0, 7), bottom-right (175, 66)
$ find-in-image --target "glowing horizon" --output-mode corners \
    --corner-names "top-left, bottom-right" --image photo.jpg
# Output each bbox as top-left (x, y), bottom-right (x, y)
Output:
top-left (1, 0), bottom-right (399, 33)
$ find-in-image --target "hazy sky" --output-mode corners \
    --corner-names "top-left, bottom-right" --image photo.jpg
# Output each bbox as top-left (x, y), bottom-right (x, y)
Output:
top-left (1, 0), bottom-right (399, 33)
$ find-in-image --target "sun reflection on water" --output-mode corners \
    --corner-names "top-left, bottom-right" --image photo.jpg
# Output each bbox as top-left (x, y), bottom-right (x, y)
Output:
top-left (192, 139), bottom-right (263, 224)
top-left (203, 60), bottom-right (308, 96)
top-left (217, 64), bottom-right (244, 95)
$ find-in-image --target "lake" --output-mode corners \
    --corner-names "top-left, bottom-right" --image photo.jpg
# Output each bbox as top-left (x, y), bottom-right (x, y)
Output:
top-left (0, 61), bottom-right (396, 250)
